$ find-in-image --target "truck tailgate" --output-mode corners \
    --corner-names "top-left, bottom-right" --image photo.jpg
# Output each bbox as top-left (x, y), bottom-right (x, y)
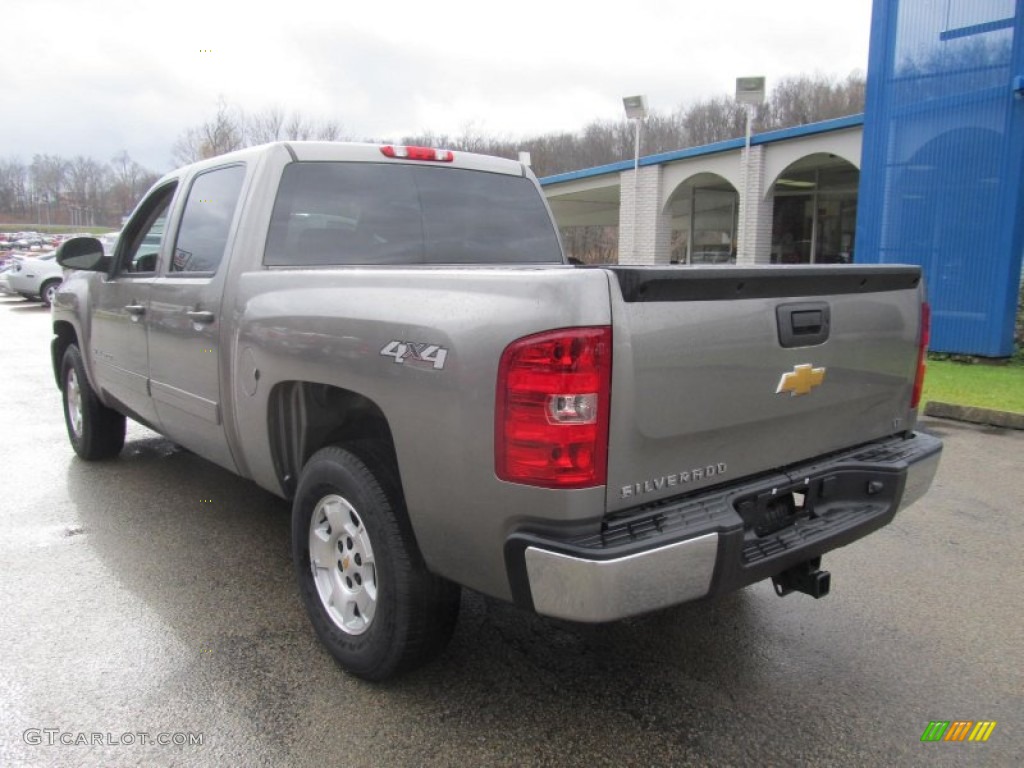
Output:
top-left (603, 265), bottom-right (924, 513)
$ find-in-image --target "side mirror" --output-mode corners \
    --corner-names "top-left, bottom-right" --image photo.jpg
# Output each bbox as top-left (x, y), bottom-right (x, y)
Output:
top-left (56, 237), bottom-right (111, 272)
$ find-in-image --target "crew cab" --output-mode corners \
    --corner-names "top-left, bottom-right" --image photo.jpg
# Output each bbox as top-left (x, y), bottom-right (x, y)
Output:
top-left (51, 142), bottom-right (941, 680)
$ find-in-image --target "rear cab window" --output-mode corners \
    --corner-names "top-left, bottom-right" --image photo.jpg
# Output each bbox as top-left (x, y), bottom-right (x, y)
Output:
top-left (264, 162), bottom-right (563, 266)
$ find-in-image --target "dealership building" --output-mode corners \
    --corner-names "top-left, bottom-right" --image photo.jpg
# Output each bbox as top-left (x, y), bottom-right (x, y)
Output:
top-left (541, 0), bottom-right (1023, 358)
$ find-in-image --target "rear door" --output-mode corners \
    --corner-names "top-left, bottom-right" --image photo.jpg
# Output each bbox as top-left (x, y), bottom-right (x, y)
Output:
top-left (146, 164), bottom-right (247, 472)
top-left (88, 182), bottom-right (177, 426)
top-left (603, 265), bottom-right (923, 512)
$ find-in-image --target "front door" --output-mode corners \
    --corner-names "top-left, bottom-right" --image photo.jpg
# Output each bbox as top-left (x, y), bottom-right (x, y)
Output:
top-left (89, 183), bottom-right (177, 427)
top-left (147, 164), bottom-right (247, 472)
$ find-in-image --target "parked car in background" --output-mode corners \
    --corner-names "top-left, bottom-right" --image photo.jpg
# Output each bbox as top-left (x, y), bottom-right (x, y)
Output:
top-left (0, 265), bottom-right (15, 295)
top-left (98, 232), bottom-right (120, 255)
top-left (7, 252), bottom-right (64, 305)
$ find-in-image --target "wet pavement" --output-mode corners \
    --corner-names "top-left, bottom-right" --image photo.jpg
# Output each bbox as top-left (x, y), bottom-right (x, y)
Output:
top-left (1, 294), bottom-right (1021, 767)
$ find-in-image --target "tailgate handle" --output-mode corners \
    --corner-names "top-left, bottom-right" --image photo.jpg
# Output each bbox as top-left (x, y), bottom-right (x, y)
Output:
top-left (792, 310), bottom-right (823, 333)
top-left (777, 302), bottom-right (830, 348)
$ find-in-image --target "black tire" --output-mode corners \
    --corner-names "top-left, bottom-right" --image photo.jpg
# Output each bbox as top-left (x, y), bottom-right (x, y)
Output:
top-left (292, 444), bottom-right (460, 681)
top-left (61, 344), bottom-right (126, 460)
top-left (40, 279), bottom-right (61, 307)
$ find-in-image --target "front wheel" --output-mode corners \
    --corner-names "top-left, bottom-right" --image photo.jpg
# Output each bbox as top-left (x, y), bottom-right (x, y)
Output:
top-left (292, 445), bottom-right (460, 680)
top-left (61, 344), bottom-right (126, 459)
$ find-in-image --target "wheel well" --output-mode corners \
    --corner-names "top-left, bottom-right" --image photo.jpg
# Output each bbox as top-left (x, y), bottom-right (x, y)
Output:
top-left (268, 381), bottom-right (401, 500)
top-left (52, 321), bottom-right (78, 387)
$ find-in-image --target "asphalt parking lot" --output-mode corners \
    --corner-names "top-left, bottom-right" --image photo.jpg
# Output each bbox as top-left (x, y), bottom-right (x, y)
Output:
top-left (1, 294), bottom-right (1021, 767)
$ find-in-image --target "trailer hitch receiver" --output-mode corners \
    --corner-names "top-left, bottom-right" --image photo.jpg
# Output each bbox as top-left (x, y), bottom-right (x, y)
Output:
top-left (772, 557), bottom-right (831, 599)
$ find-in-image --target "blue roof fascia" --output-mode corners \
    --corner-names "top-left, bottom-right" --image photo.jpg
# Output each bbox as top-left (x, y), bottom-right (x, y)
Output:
top-left (539, 113), bottom-right (865, 187)
top-left (540, 158), bottom-right (638, 185)
top-left (751, 113), bottom-right (864, 145)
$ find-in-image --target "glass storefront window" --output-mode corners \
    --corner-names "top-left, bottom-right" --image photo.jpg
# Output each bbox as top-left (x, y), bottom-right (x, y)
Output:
top-left (667, 176), bottom-right (739, 264)
top-left (771, 158), bottom-right (858, 264)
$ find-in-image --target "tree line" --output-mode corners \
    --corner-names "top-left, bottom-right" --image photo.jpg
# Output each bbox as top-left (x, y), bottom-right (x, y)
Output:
top-left (0, 152), bottom-right (161, 230)
top-left (0, 72), bottom-right (864, 229)
top-left (176, 72), bottom-right (865, 177)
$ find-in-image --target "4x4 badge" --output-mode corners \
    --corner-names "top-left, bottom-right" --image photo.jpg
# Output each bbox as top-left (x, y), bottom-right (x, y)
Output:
top-left (380, 340), bottom-right (449, 370)
top-left (776, 364), bottom-right (826, 396)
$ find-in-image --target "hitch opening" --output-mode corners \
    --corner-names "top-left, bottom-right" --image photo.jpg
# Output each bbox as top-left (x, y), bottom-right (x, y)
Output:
top-left (772, 557), bottom-right (831, 599)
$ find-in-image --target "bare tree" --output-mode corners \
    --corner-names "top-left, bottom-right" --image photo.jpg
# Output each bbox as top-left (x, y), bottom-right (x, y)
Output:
top-left (767, 72), bottom-right (866, 129)
top-left (30, 154), bottom-right (68, 203)
top-left (29, 154), bottom-right (69, 224)
top-left (109, 150), bottom-right (152, 217)
top-left (680, 97), bottom-right (747, 147)
top-left (315, 119), bottom-right (344, 141)
top-left (171, 98), bottom-right (244, 165)
top-left (65, 156), bottom-right (108, 226)
top-left (283, 112), bottom-right (314, 141)
top-left (0, 159), bottom-right (30, 216)
top-left (245, 106), bottom-right (286, 144)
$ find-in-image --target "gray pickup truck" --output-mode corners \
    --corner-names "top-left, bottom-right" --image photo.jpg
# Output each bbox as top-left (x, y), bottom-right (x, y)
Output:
top-left (52, 142), bottom-right (941, 680)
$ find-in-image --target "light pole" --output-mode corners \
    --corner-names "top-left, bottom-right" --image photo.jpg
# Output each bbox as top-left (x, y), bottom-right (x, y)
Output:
top-left (735, 77), bottom-right (765, 263)
top-left (622, 95), bottom-right (649, 262)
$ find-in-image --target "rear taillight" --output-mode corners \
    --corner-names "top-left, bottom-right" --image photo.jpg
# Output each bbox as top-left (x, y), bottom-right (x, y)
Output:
top-left (496, 327), bottom-right (612, 489)
top-left (911, 302), bottom-right (930, 409)
top-left (380, 145), bottom-right (454, 162)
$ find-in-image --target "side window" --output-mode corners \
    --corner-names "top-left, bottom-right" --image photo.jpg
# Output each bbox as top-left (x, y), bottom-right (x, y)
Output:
top-left (118, 183), bottom-right (177, 275)
top-left (170, 165), bottom-right (246, 274)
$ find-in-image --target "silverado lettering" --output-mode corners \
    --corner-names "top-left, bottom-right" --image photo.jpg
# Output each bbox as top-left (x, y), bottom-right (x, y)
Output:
top-left (621, 463), bottom-right (730, 498)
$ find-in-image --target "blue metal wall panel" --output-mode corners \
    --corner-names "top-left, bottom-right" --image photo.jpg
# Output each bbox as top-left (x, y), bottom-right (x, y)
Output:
top-left (858, 0), bottom-right (1024, 356)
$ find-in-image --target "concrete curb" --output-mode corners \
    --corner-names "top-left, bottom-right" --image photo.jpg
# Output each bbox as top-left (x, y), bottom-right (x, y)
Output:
top-left (923, 401), bottom-right (1024, 430)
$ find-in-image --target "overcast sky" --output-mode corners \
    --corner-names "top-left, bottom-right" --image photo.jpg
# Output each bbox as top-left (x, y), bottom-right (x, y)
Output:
top-left (4, 0), bottom-right (872, 173)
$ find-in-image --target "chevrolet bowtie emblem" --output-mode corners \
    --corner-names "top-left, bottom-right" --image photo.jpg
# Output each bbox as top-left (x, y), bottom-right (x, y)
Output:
top-left (776, 364), bottom-right (826, 396)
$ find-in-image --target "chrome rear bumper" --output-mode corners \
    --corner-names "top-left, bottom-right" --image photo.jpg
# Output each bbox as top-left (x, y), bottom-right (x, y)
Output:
top-left (524, 533), bottom-right (718, 622)
top-left (508, 431), bottom-right (942, 622)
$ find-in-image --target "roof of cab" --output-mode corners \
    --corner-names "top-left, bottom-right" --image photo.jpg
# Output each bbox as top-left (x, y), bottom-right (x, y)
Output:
top-left (287, 141), bottom-right (524, 176)
top-left (161, 141), bottom-right (525, 182)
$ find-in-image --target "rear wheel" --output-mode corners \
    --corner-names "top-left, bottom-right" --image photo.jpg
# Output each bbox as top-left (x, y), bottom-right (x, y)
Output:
top-left (61, 344), bottom-right (125, 460)
top-left (292, 444), bottom-right (460, 680)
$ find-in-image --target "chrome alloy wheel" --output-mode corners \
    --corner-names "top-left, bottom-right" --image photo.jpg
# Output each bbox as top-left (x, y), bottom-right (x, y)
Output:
top-left (309, 494), bottom-right (378, 635)
top-left (66, 367), bottom-right (83, 438)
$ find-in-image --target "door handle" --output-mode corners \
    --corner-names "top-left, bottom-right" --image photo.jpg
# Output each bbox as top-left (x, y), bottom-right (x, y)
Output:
top-left (124, 304), bottom-right (145, 316)
top-left (187, 310), bottom-right (215, 324)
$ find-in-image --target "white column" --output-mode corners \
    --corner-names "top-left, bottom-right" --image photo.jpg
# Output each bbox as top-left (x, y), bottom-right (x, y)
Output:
top-left (619, 166), bottom-right (672, 265)
top-left (736, 145), bottom-right (773, 265)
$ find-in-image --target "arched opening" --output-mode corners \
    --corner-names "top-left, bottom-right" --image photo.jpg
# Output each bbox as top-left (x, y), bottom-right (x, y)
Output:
top-left (770, 153), bottom-right (859, 264)
top-left (665, 173), bottom-right (739, 264)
